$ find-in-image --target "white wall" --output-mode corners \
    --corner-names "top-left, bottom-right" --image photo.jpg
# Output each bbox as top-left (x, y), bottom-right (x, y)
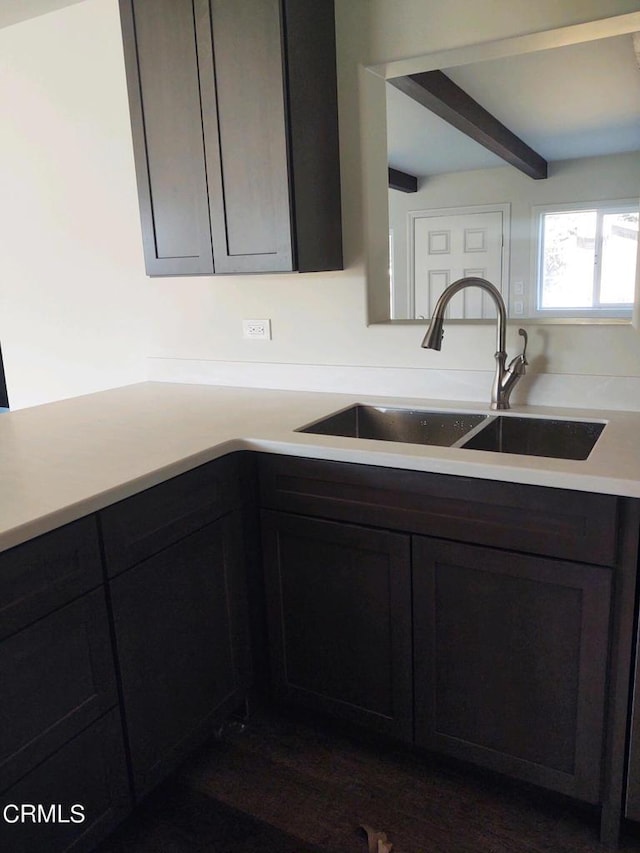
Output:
top-left (0, 0), bottom-right (86, 30)
top-left (146, 0), bottom-right (640, 409)
top-left (0, 0), bottom-right (148, 409)
top-left (1, 0), bottom-right (640, 411)
top-left (389, 152), bottom-right (638, 319)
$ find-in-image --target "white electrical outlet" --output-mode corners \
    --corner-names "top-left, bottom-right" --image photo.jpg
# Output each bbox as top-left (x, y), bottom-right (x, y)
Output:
top-left (242, 319), bottom-right (272, 340)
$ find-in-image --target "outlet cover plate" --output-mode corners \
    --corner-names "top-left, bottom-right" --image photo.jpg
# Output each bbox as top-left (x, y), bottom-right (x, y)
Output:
top-left (242, 319), bottom-right (272, 340)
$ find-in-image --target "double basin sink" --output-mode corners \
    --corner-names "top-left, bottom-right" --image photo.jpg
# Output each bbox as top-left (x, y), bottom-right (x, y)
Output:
top-left (298, 404), bottom-right (605, 461)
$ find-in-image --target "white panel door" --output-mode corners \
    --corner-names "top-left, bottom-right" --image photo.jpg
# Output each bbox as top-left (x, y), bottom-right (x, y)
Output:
top-left (412, 208), bottom-right (506, 319)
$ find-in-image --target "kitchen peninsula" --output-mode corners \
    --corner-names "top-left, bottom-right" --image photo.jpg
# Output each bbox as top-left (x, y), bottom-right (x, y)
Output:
top-left (2, 381), bottom-right (640, 853)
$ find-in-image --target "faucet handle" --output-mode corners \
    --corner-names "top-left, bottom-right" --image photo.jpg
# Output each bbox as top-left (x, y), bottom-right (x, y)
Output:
top-left (507, 328), bottom-right (528, 376)
top-left (518, 328), bottom-right (528, 364)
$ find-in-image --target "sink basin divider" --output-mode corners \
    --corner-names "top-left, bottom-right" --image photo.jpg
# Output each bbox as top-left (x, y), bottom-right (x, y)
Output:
top-left (450, 415), bottom-right (496, 448)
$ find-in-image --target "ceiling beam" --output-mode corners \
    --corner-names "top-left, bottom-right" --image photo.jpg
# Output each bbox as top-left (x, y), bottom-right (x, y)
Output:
top-left (389, 70), bottom-right (548, 180)
top-left (388, 167), bottom-right (418, 193)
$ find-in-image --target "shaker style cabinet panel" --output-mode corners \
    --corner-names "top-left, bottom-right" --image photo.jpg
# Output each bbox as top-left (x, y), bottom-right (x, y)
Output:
top-left (119, 0), bottom-right (342, 276)
top-left (0, 519), bottom-right (130, 853)
top-left (262, 511), bottom-right (413, 741)
top-left (258, 454), bottom-right (619, 566)
top-left (624, 602), bottom-right (640, 821)
top-left (0, 516), bottom-right (103, 642)
top-left (109, 512), bottom-right (250, 799)
top-left (119, 0), bottom-right (215, 275)
top-left (412, 537), bottom-right (612, 804)
top-left (198, 0), bottom-right (293, 273)
top-left (0, 591), bottom-right (119, 793)
top-left (100, 453), bottom-right (243, 578)
top-left (0, 710), bottom-right (130, 853)
top-left (628, 690), bottom-right (640, 819)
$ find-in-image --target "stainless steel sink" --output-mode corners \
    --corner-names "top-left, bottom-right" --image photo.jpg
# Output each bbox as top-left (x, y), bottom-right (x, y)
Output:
top-left (298, 404), bottom-right (487, 447)
top-left (460, 415), bottom-right (605, 460)
top-left (298, 404), bottom-right (606, 460)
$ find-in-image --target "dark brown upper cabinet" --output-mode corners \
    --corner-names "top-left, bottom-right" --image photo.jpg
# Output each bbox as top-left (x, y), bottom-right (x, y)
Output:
top-left (119, 0), bottom-right (343, 276)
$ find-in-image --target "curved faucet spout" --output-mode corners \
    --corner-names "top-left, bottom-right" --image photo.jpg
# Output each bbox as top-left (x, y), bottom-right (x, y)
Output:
top-left (421, 277), bottom-right (525, 410)
top-left (421, 277), bottom-right (506, 354)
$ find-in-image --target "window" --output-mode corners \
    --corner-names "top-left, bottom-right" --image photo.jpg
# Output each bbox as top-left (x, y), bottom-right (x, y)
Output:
top-left (533, 201), bottom-right (638, 318)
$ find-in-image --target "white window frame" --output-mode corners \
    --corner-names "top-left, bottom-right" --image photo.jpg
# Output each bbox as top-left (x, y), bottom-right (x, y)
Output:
top-left (531, 199), bottom-right (638, 320)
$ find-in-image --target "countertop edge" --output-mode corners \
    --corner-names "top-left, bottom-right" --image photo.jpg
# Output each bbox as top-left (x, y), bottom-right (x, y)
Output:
top-left (1, 382), bottom-right (640, 554)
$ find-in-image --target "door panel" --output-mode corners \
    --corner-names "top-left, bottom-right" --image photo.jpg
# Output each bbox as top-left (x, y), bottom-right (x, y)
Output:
top-left (198, 0), bottom-right (293, 272)
top-left (0, 592), bottom-right (118, 793)
top-left (413, 536), bottom-right (611, 803)
top-left (110, 514), bottom-right (248, 797)
top-left (120, 0), bottom-right (214, 274)
top-left (262, 511), bottom-right (413, 741)
top-left (412, 208), bottom-right (505, 318)
top-left (0, 711), bottom-right (130, 853)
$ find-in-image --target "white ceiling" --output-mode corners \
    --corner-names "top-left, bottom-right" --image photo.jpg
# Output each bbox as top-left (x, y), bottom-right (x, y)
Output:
top-left (0, 0), bottom-right (85, 30)
top-left (3, 2), bottom-right (638, 182)
top-left (387, 33), bottom-right (640, 178)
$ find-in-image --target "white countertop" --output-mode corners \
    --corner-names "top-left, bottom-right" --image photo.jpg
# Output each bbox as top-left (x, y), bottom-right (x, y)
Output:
top-left (2, 381), bottom-right (640, 553)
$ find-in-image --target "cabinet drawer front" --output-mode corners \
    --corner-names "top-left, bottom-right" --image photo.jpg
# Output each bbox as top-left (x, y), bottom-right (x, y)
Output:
top-left (0, 709), bottom-right (130, 853)
top-left (413, 537), bottom-right (611, 803)
top-left (100, 454), bottom-right (242, 576)
top-left (0, 517), bottom-right (102, 642)
top-left (259, 455), bottom-right (618, 566)
top-left (0, 591), bottom-right (118, 792)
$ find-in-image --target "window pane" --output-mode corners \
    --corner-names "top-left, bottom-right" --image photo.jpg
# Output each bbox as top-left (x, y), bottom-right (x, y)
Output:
top-left (540, 211), bottom-right (596, 309)
top-left (600, 212), bottom-right (638, 305)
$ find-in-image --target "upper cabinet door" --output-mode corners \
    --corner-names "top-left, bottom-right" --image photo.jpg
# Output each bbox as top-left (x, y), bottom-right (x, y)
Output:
top-left (119, 0), bottom-right (343, 276)
top-left (197, 0), bottom-right (294, 273)
top-left (119, 0), bottom-right (215, 275)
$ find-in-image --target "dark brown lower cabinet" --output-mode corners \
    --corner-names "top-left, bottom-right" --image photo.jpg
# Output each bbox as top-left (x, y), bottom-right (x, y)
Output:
top-left (261, 508), bottom-right (613, 803)
top-left (258, 454), bottom-right (640, 845)
top-left (625, 619), bottom-right (640, 821)
top-left (0, 710), bottom-right (130, 853)
top-left (262, 511), bottom-right (413, 741)
top-left (110, 511), bottom-right (250, 799)
top-left (0, 590), bottom-right (119, 793)
top-left (412, 537), bottom-right (612, 803)
top-left (0, 517), bottom-right (130, 853)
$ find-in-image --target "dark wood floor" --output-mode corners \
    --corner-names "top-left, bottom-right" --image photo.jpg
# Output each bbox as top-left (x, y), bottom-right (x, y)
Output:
top-left (97, 708), bottom-right (640, 853)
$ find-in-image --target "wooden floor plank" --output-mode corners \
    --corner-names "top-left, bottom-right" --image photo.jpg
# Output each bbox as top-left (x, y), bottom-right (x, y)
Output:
top-left (98, 709), bottom-right (640, 852)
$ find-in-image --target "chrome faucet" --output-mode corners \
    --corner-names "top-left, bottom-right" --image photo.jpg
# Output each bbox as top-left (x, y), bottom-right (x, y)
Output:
top-left (421, 276), bottom-right (528, 410)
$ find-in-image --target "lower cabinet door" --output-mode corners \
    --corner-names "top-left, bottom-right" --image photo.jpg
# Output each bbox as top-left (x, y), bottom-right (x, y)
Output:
top-left (625, 624), bottom-right (640, 820)
top-left (0, 709), bottom-right (130, 853)
top-left (262, 511), bottom-right (413, 741)
top-left (412, 536), bottom-right (612, 803)
top-left (110, 512), bottom-right (250, 798)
